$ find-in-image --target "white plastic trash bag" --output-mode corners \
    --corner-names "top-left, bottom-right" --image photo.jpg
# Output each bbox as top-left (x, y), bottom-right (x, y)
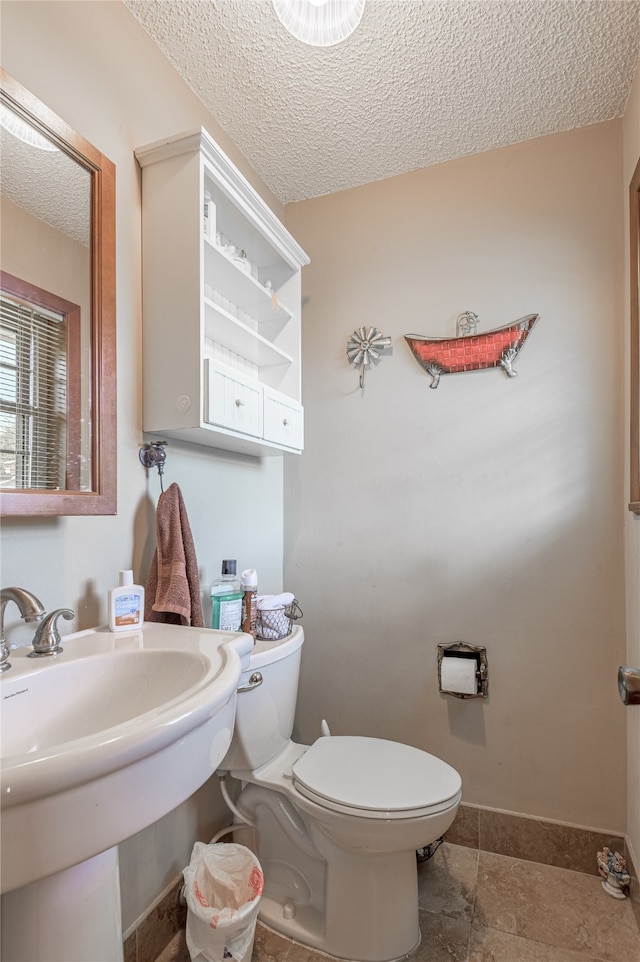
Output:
top-left (183, 842), bottom-right (264, 962)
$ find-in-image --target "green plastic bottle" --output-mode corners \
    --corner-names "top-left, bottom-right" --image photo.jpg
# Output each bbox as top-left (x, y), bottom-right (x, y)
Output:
top-left (211, 560), bottom-right (243, 631)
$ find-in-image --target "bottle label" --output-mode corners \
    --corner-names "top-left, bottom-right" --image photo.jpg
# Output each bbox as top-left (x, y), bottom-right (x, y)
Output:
top-left (242, 589), bottom-right (258, 639)
top-left (216, 597), bottom-right (242, 632)
top-left (114, 592), bottom-right (142, 627)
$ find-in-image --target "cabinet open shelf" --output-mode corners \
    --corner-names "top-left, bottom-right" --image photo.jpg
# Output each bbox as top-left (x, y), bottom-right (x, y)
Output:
top-left (204, 298), bottom-right (294, 368)
top-left (204, 240), bottom-right (294, 325)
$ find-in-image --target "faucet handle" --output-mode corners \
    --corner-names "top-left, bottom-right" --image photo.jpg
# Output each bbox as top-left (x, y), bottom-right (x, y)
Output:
top-left (0, 639), bottom-right (10, 672)
top-left (30, 608), bottom-right (75, 658)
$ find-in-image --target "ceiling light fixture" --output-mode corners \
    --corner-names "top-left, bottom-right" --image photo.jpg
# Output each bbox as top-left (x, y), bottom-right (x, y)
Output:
top-left (272, 0), bottom-right (365, 47)
top-left (0, 104), bottom-right (58, 151)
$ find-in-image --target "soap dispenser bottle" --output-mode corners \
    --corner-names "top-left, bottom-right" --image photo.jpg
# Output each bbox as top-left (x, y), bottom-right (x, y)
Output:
top-left (108, 570), bottom-right (144, 632)
top-left (211, 560), bottom-right (243, 631)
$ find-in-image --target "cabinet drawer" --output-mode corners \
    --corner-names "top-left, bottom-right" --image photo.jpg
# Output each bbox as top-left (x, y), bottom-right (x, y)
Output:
top-left (263, 389), bottom-right (303, 450)
top-left (205, 362), bottom-right (263, 438)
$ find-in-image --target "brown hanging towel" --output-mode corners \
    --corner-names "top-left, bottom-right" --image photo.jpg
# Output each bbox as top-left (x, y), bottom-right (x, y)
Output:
top-left (145, 482), bottom-right (204, 627)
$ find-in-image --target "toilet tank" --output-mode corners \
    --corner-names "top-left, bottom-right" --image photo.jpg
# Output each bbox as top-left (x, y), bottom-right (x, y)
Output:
top-left (219, 626), bottom-right (304, 773)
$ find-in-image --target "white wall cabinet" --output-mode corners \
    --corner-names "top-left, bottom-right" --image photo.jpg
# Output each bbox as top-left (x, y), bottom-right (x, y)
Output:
top-left (135, 128), bottom-right (309, 456)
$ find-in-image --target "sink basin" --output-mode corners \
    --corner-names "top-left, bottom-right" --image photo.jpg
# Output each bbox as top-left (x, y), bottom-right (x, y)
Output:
top-left (4, 648), bottom-right (212, 757)
top-left (1, 622), bottom-right (252, 961)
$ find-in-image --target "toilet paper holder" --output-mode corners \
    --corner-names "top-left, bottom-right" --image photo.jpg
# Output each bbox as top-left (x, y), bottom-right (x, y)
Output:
top-left (437, 642), bottom-right (488, 699)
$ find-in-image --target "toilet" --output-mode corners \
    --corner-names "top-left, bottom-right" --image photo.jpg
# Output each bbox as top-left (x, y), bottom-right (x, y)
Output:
top-left (218, 626), bottom-right (461, 962)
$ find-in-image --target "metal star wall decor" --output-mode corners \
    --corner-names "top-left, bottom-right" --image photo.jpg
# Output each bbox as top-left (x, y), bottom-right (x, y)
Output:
top-left (346, 327), bottom-right (391, 390)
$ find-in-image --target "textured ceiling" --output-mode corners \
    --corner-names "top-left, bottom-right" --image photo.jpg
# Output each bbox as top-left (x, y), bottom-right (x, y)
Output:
top-left (0, 121), bottom-right (91, 246)
top-left (124, 0), bottom-right (640, 204)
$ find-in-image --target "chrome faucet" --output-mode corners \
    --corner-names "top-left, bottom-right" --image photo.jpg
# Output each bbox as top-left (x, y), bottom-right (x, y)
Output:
top-left (0, 587), bottom-right (47, 672)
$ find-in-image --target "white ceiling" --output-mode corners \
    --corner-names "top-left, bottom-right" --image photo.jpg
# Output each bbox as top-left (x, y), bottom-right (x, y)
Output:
top-left (124, 0), bottom-right (640, 204)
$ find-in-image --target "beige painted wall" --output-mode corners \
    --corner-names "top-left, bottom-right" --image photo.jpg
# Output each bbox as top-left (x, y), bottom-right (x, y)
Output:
top-left (0, 0), bottom-right (287, 932)
top-left (623, 63), bottom-right (640, 869)
top-left (284, 121), bottom-right (627, 833)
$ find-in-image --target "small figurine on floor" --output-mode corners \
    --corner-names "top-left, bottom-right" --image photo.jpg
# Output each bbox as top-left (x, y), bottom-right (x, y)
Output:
top-left (597, 847), bottom-right (631, 899)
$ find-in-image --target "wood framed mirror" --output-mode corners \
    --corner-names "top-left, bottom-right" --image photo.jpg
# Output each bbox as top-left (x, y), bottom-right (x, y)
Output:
top-left (630, 157), bottom-right (640, 516)
top-left (0, 69), bottom-right (116, 516)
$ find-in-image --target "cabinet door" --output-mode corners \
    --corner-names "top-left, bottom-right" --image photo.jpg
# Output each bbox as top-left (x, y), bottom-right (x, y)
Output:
top-left (263, 387), bottom-right (304, 450)
top-left (205, 362), bottom-right (263, 438)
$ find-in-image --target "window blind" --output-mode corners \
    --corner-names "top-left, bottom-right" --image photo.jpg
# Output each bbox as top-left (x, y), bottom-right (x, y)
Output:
top-left (0, 291), bottom-right (67, 490)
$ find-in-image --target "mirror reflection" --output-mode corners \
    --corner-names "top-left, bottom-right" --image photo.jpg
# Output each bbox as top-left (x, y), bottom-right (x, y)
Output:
top-left (0, 102), bottom-right (92, 491)
top-left (0, 70), bottom-right (116, 516)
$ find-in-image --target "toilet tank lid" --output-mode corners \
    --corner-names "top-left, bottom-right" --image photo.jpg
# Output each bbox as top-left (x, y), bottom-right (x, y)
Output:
top-left (292, 736), bottom-right (461, 815)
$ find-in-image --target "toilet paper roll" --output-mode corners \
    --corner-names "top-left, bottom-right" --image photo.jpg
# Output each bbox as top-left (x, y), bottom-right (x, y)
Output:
top-left (440, 656), bottom-right (478, 695)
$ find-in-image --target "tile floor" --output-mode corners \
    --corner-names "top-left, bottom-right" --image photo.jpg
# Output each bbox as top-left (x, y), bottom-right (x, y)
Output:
top-left (155, 843), bottom-right (640, 962)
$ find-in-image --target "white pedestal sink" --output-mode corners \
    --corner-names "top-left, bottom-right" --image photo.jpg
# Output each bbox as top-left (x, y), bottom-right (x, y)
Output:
top-left (0, 622), bottom-right (253, 962)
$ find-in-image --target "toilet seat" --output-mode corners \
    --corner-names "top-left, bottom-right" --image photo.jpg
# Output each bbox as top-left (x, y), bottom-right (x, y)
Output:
top-left (292, 736), bottom-right (462, 819)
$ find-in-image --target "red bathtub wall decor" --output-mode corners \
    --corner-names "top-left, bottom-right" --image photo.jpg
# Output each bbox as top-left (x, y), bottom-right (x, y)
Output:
top-left (405, 313), bottom-right (539, 389)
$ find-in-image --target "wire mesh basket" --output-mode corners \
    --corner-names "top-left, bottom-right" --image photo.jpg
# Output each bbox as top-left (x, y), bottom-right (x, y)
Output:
top-left (256, 600), bottom-right (303, 641)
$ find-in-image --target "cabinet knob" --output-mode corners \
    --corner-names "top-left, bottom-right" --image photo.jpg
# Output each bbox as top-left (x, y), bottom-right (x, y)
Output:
top-left (282, 417), bottom-right (289, 426)
top-left (235, 398), bottom-right (244, 407)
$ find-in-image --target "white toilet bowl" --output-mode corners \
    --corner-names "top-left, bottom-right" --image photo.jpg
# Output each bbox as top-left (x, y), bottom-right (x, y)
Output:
top-left (218, 627), bottom-right (461, 962)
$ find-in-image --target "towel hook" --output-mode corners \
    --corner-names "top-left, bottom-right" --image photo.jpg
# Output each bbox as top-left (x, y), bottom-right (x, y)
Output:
top-left (346, 327), bottom-right (392, 392)
top-left (139, 441), bottom-right (168, 493)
